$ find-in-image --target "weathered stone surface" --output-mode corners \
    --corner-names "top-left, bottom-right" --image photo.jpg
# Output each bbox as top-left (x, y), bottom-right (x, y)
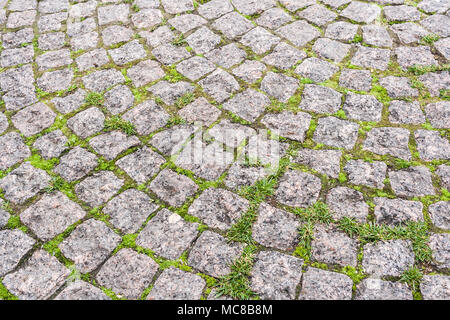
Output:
top-left (0, 132), bottom-right (31, 170)
top-left (351, 46), bottom-right (391, 70)
top-left (299, 268), bottom-right (353, 300)
top-left (240, 27), bottom-right (281, 55)
top-left (12, 103), bottom-right (56, 137)
top-left (109, 40), bottom-right (147, 66)
top-left (104, 85), bottom-right (134, 115)
top-left (0, 229), bottom-right (35, 277)
top-left (208, 120), bottom-right (255, 148)
top-left (261, 111), bottom-right (311, 142)
top-left (186, 27), bottom-right (222, 55)
top-left (21, 192), bottom-right (85, 241)
top-left (150, 169), bottom-right (198, 207)
top-left (415, 130), bottom-right (450, 161)
top-left (250, 250), bottom-right (303, 300)
top-left (395, 46), bottom-right (437, 70)
top-left (275, 170), bottom-right (321, 208)
top-left (421, 275), bottom-right (450, 300)
top-left (3, 250), bottom-right (70, 300)
top-left (232, 60), bottom-right (266, 84)
top-left (55, 280), bottom-right (111, 300)
top-left (425, 101), bottom-right (450, 128)
top-left (263, 42), bottom-right (306, 70)
top-left (276, 20), bottom-right (320, 47)
top-left (136, 209), bottom-right (199, 260)
top-left (300, 84), bottom-right (342, 114)
top-left (116, 147), bottom-right (165, 184)
top-left (59, 219), bottom-right (121, 273)
top-left (437, 164), bottom-right (450, 190)
top-left (391, 22), bottom-right (430, 44)
top-left (362, 240), bottom-right (415, 277)
top-left (429, 233), bottom-right (450, 269)
top-left (89, 131), bottom-right (140, 161)
top-left (327, 187), bottom-right (369, 223)
top-left (148, 267), bottom-right (205, 300)
top-left (429, 201), bottom-right (450, 230)
top-left (198, 0), bottom-right (233, 20)
top-left (176, 56), bottom-right (215, 81)
top-left (341, 1), bottom-right (381, 23)
top-left (122, 100), bottom-right (170, 135)
top-left (343, 92), bottom-right (383, 122)
top-left (256, 7), bottom-right (292, 29)
top-left (421, 14), bottom-right (450, 37)
top-left (313, 117), bottom-right (359, 150)
top-left (96, 248), bottom-right (159, 299)
top-left (363, 127), bottom-right (411, 160)
top-left (362, 25), bottom-right (393, 47)
top-left (389, 166), bottom-right (436, 197)
top-left (161, 0), bottom-right (194, 14)
top-left (75, 171), bottom-right (123, 207)
top-left (150, 125), bottom-right (195, 156)
top-left (339, 68), bottom-right (372, 92)
top-left (356, 278), bottom-right (412, 300)
top-left (102, 25), bottom-right (134, 47)
top-left (260, 72), bottom-right (298, 103)
top-left (313, 38), bottom-right (350, 63)
top-left (148, 81), bottom-right (195, 105)
top-left (389, 101), bottom-right (425, 124)
top-left (296, 149), bottom-right (342, 178)
top-left (205, 43), bottom-right (246, 69)
top-left (98, 4), bottom-right (129, 25)
top-left (67, 107), bottom-right (105, 139)
top-left (224, 163), bottom-right (269, 190)
top-left (178, 98), bottom-right (221, 126)
top-left (83, 69), bottom-right (124, 92)
top-left (374, 198), bottom-right (424, 226)
top-left (199, 69), bottom-right (240, 103)
top-left (222, 89), bottom-right (270, 122)
top-left (188, 231), bottom-right (244, 278)
top-left (295, 57), bottom-right (339, 83)
top-left (212, 12), bottom-right (254, 40)
top-left (52, 89), bottom-right (86, 114)
top-left (326, 22), bottom-right (358, 42)
top-left (54, 147), bottom-right (98, 182)
top-left (344, 160), bottom-right (387, 189)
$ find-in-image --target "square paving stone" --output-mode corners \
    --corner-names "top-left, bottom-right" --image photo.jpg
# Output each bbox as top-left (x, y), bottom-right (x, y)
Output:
top-left (253, 202), bottom-right (300, 251)
top-left (66, 17), bottom-right (95, 37)
top-left (0, 132), bottom-right (31, 170)
top-left (263, 42), bottom-right (307, 70)
top-left (421, 14), bottom-right (450, 37)
top-left (275, 170), bottom-right (321, 208)
top-left (429, 233), bottom-right (450, 269)
top-left (250, 250), bottom-right (303, 300)
top-left (420, 71), bottom-right (450, 97)
top-left (132, 8), bottom-right (162, 29)
top-left (261, 111), bottom-right (311, 142)
top-left (116, 147), bottom-right (166, 184)
top-left (384, 5), bottom-right (420, 22)
top-left (363, 127), bottom-right (411, 160)
top-left (0, 163), bottom-right (51, 204)
top-left (351, 46), bottom-right (391, 71)
top-left (299, 4), bottom-right (337, 26)
top-left (362, 240), bottom-right (415, 277)
top-left (256, 7), bottom-right (293, 30)
top-left (36, 49), bottom-right (72, 71)
top-left (96, 248), bottom-right (159, 299)
top-left (150, 125), bottom-right (195, 156)
top-left (232, 60), bottom-right (266, 83)
top-left (415, 129), bottom-right (450, 161)
top-left (429, 201), bottom-right (450, 230)
top-left (421, 275), bottom-right (450, 300)
top-left (326, 187), bottom-right (369, 223)
top-left (418, 0), bottom-right (450, 13)
top-left (311, 224), bottom-right (358, 267)
top-left (161, 0), bottom-right (194, 14)
top-left (199, 69), bottom-right (240, 103)
top-left (148, 267), bottom-right (205, 300)
top-left (435, 37), bottom-right (450, 60)
top-left (295, 57), bottom-right (339, 83)
top-left (341, 1), bottom-right (381, 23)
top-left (280, 0), bottom-right (316, 12)
top-left (54, 147), bottom-right (98, 182)
top-left (176, 56), bottom-right (216, 81)
top-left (231, 0), bottom-right (276, 15)
top-left (186, 27), bottom-right (222, 55)
top-left (208, 120), bottom-right (256, 149)
top-left (67, 107), bottom-right (105, 139)
top-left (276, 20), bottom-right (320, 47)
top-left (436, 164), bottom-right (450, 189)
top-left (169, 14), bottom-right (207, 33)
top-left (109, 40), bottom-right (147, 66)
top-left (75, 171), bottom-right (124, 207)
top-left (388, 101), bottom-right (425, 124)
top-left (374, 197), bottom-right (424, 226)
top-left (127, 60), bottom-right (165, 87)
top-left (75, 48), bottom-right (110, 72)
top-left (343, 92), bottom-right (383, 122)
top-left (0, 46), bottom-right (34, 68)
top-left (299, 268), bottom-right (353, 300)
top-left (97, 4), bottom-right (129, 25)
top-left (55, 280), bottom-right (111, 300)
top-left (300, 84), bottom-right (342, 114)
top-left (3, 250), bottom-right (70, 300)
top-left (0, 205), bottom-right (9, 229)
top-left (59, 219), bottom-right (121, 273)
top-left (390, 22), bottom-right (430, 44)
top-left (148, 81), bottom-right (195, 105)
top-left (2, 28), bottom-right (34, 49)
top-left (198, 0), bottom-right (234, 20)
top-left (395, 46), bottom-right (437, 70)
top-left (212, 12), bottom-right (255, 40)
top-left (89, 131), bottom-right (140, 161)
top-left (83, 69), bottom-right (125, 92)
top-left (122, 100), bottom-right (170, 135)
top-left (344, 160), bottom-right (387, 189)
top-left (101, 25), bottom-right (134, 47)
top-left (136, 209), bottom-right (199, 260)
top-left (104, 85), bottom-right (134, 115)
top-left (188, 188), bottom-right (249, 231)
top-left (152, 44), bottom-right (191, 66)
top-left (295, 149), bottom-right (342, 178)
top-left (21, 191), bottom-right (86, 241)
top-left (313, 117), bottom-right (359, 150)
top-left (178, 97), bottom-right (221, 126)
top-left (0, 229), bottom-right (35, 277)
top-left (224, 162), bottom-right (270, 190)
top-left (8, 0), bottom-right (37, 11)
top-left (150, 169), bottom-right (198, 207)
top-left (240, 27), bottom-right (281, 55)
top-left (389, 166), bottom-right (436, 197)
top-left (188, 231), bottom-right (244, 278)
top-left (380, 76), bottom-right (419, 98)
top-left (205, 43), bottom-right (247, 69)
top-left (38, 12), bottom-right (67, 33)
top-left (68, 1), bottom-right (96, 19)
top-left (103, 189), bottom-right (158, 234)
top-left (325, 22), bottom-right (358, 42)
top-left (6, 10), bottom-right (36, 29)
top-left (0, 112), bottom-right (7, 134)
top-left (244, 133), bottom-right (288, 167)
top-left (38, 0), bottom-right (68, 14)
top-left (12, 103), bottom-right (56, 137)
top-left (70, 31), bottom-right (99, 51)
top-left (222, 89), bottom-right (270, 122)
top-left (140, 26), bottom-right (175, 48)
top-left (355, 278), bottom-right (412, 300)
top-left (339, 68), bottom-right (373, 92)
top-left (52, 88), bottom-right (86, 114)
top-left (260, 72), bottom-right (298, 103)
top-left (362, 25), bottom-right (393, 48)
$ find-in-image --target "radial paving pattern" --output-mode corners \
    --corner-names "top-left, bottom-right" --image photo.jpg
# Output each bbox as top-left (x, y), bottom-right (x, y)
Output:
top-left (0, 0), bottom-right (449, 300)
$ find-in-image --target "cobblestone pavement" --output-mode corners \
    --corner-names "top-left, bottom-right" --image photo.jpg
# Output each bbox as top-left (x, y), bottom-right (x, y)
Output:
top-left (0, 0), bottom-right (449, 301)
